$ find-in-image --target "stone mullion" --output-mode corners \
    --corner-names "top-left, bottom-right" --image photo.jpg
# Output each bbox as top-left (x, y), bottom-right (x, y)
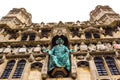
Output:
top-left (91, 33), bottom-right (94, 39)
top-left (27, 35), bottom-right (30, 41)
top-left (114, 58), bottom-right (120, 75)
top-left (0, 59), bottom-right (8, 78)
top-left (16, 31), bottom-right (22, 41)
top-left (81, 33), bottom-right (85, 39)
top-left (113, 59), bottom-right (120, 80)
top-left (71, 54), bottom-right (77, 79)
top-left (35, 33), bottom-right (40, 41)
top-left (89, 58), bottom-right (98, 80)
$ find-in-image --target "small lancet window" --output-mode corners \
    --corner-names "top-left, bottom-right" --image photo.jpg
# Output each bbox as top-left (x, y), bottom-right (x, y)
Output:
top-left (29, 34), bottom-right (36, 41)
top-left (85, 32), bottom-right (92, 39)
top-left (21, 34), bottom-right (28, 41)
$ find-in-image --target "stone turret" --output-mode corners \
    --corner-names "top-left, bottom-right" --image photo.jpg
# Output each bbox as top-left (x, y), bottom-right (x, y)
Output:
top-left (90, 5), bottom-right (120, 26)
top-left (0, 8), bottom-right (32, 29)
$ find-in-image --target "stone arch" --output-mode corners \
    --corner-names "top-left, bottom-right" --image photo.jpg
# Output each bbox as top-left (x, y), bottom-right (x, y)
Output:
top-left (94, 56), bottom-right (102, 60)
top-left (18, 59), bottom-right (27, 63)
top-left (8, 59), bottom-right (16, 63)
top-left (104, 56), bottom-right (113, 59)
top-left (77, 61), bottom-right (91, 80)
top-left (31, 62), bottom-right (43, 71)
top-left (77, 61), bottom-right (89, 67)
top-left (21, 30), bottom-right (37, 41)
top-left (29, 62), bottom-right (42, 80)
top-left (84, 27), bottom-right (100, 38)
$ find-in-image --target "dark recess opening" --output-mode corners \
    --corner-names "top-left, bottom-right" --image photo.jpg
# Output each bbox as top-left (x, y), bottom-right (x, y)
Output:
top-left (52, 35), bottom-right (68, 48)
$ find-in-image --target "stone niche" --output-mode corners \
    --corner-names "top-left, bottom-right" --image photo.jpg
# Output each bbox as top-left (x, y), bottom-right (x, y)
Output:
top-left (77, 61), bottom-right (92, 80)
top-left (28, 62), bottom-right (43, 80)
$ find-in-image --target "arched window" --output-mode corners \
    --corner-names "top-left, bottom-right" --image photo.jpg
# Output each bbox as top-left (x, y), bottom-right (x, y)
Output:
top-left (21, 34), bottom-right (28, 41)
top-left (77, 61), bottom-right (89, 67)
top-left (105, 57), bottom-right (120, 75)
top-left (85, 32), bottom-right (92, 39)
top-left (104, 27), bottom-right (113, 36)
top-left (31, 62), bottom-right (43, 70)
top-left (0, 60), bottom-right (15, 79)
top-left (93, 33), bottom-right (100, 38)
top-left (12, 60), bottom-right (26, 78)
top-left (94, 57), bottom-right (108, 76)
top-left (29, 34), bottom-right (36, 41)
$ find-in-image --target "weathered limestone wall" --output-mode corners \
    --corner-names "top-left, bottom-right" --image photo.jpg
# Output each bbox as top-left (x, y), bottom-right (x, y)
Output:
top-left (28, 69), bottom-right (42, 80)
top-left (77, 67), bottom-right (91, 80)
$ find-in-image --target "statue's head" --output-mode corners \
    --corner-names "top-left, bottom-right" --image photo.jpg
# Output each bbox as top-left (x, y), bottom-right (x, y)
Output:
top-left (56, 38), bottom-right (64, 44)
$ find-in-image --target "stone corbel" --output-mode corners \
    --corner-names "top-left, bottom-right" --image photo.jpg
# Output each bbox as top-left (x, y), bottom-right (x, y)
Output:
top-left (0, 54), bottom-right (6, 64)
top-left (115, 51), bottom-right (120, 58)
top-left (89, 59), bottom-right (98, 80)
top-left (28, 53), bottom-right (34, 62)
top-left (85, 52), bottom-right (91, 60)
top-left (0, 29), bottom-right (5, 34)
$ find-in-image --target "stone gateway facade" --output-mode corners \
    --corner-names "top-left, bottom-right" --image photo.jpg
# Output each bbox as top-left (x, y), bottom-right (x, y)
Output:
top-left (0, 5), bottom-right (120, 80)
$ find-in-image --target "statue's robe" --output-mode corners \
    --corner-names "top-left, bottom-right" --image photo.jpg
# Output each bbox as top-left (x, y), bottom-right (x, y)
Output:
top-left (48, 44), bottom-right (70, 71)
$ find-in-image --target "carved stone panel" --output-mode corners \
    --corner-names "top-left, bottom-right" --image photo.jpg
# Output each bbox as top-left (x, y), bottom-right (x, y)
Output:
top-left (53, 28), bottom-right (67, 36)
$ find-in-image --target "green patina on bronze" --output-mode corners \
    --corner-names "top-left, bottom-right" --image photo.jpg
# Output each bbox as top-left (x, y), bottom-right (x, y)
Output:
top-left (44, 38), bottom-right (73, 71)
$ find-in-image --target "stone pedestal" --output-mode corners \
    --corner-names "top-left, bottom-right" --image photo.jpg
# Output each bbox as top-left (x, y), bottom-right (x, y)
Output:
top-left (51, 67), bottom-right (68, 78)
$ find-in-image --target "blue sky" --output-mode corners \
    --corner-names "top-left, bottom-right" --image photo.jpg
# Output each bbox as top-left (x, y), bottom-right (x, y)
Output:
top-left (0, 0), bottom-right (119, 23)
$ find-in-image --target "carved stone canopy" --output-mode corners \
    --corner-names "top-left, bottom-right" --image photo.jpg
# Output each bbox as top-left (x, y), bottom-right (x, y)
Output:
top-left (31, 62), bottom-right (43, 71)
top-left (83, 26), bottom-right (100, 33)
top-left (21, 29), bottom-right (37, 35)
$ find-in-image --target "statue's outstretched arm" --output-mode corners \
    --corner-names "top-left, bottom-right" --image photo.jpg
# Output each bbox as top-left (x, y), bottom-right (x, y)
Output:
top-left (43, 47), bottom-right (54, 56)
top-left (43, 49), bottom-right (49, 53)
top-left (65, 46), bottom-right (74, 53)
top-left (69, 49), bottom-right (74, 53)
